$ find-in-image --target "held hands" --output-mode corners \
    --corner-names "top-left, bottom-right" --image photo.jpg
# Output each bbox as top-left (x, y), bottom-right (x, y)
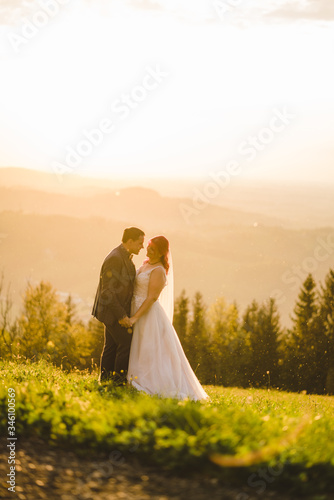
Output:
top-left (118, 316), bottom-right (132, 328)
top-left (118, 316), bottom-right (136, 329)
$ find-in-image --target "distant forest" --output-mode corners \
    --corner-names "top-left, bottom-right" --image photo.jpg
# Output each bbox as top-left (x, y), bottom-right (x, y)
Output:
top-left (1, 269), bottom-right (334, 395)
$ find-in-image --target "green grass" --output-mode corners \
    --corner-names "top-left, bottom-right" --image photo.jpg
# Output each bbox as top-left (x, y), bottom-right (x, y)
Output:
top-left (1, 360), bottom-right (334, 495)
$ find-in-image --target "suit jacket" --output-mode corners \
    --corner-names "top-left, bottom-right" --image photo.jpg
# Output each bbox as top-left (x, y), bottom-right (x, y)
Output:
top-left (92, 244), bottom-right (136, 326)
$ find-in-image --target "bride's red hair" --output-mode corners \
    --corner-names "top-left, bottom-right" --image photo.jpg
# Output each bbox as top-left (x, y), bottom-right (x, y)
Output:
top-left (145, 235), bottom-right (170, 274)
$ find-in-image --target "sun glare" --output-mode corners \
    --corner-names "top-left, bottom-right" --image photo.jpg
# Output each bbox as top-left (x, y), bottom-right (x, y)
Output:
top-left (0, 0), bottom-right (333, 181)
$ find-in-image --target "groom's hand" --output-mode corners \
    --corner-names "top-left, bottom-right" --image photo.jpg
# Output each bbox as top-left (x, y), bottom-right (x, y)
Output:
top-left (119, 316), bottom-right (132, 328)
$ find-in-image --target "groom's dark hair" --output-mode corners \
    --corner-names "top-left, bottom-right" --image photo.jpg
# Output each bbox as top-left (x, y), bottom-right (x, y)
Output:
top-left (122, 227), bottom-right (145, 243)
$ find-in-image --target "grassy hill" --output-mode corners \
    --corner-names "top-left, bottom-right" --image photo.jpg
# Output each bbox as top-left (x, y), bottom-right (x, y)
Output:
top-left (1, 360), bottom-right (333, 497)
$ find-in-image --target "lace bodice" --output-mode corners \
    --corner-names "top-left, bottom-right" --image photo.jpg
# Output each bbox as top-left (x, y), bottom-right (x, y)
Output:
top-left (132, 265), bottom-right (166, 308)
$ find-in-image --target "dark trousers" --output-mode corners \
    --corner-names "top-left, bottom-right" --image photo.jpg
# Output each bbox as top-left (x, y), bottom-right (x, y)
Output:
top-left (100, 321), bottom-right (132, 382)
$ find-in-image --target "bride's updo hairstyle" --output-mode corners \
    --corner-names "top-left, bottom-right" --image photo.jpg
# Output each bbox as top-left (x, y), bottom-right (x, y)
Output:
top-left (146, 235), bottom-right (170, 274)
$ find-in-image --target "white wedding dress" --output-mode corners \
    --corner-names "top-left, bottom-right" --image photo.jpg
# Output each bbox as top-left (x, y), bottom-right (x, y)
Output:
top-left (127, 265), bottom-right (209, 401)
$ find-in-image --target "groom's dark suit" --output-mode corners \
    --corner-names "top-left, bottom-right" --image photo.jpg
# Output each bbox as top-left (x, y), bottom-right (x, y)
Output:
top-left (92, 244), bottom-right (136, 381)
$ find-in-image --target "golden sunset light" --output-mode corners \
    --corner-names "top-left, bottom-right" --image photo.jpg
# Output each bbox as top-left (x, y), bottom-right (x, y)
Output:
top-left (1, 2), bottom-right (334, 497)
top-left (0, 0), bottom-right (333, 181)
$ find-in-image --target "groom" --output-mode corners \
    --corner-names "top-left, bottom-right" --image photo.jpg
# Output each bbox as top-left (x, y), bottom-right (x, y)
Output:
top-left (92, 227), bottom-right (145, 382)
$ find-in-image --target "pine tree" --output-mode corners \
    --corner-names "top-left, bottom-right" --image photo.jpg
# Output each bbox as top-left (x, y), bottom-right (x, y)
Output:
top-left (209, 297), bottom-right (229, 385)
top-left (320, 269), bottom-right (334, 394)
top-left (188, 292), bottom-right (211, 384)
top-left (208, 297), bottom-right (247, 386)
top-left (242, 300), bottom-right (259, 386)
top-left (242, 299), bottom-right (280, 388)
top-left (173, 289), bottom-right (189, 348)
top-left (0, 273), bottom-right (17, 358)
top-left (286, 274), bottom-right (326, 393)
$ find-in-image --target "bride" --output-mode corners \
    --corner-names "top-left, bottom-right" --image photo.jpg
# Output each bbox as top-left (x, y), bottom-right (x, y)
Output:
top-left (127, 235), bottom-right (208, 401)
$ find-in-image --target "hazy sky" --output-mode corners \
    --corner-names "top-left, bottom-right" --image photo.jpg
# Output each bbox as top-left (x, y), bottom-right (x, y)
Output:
top-left (0, 0), bottom-right (333, 184)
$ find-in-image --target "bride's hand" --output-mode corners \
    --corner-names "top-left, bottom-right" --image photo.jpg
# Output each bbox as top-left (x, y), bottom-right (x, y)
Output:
top-left (129, 317), bottom-right (136, 327)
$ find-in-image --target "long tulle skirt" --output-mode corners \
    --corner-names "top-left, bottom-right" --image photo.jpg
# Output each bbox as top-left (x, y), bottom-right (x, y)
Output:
top-left (127, 301), bottom-right (208, 401)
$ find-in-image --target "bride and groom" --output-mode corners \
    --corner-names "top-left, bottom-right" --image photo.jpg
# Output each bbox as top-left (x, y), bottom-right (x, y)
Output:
top-left (92, 227), bottom-right (208, 401)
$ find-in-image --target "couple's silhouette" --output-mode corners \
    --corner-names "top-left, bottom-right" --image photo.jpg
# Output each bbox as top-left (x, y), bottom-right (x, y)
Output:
top-left (92, 227), bottom-right (208, 401)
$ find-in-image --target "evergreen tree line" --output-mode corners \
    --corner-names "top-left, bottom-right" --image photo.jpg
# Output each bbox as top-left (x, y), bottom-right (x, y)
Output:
top-left (173, 270), bottom-right (334, 395)
top-left (1, 269), bottom-right (333, 395)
